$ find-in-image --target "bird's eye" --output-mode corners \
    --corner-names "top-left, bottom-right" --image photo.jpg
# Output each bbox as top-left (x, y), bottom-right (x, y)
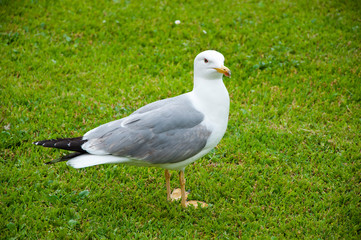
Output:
top-left (204, 58), bottom-right (208, 63)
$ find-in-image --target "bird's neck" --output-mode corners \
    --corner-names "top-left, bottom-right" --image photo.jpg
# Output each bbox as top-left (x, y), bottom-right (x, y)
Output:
top-left (192, 77), bottom-right (228, 100)
top-left (190, 77), bottom-right (230, 120)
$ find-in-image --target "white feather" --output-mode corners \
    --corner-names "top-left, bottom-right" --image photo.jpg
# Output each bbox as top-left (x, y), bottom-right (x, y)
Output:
top-left (66, 154), bottom-right (129, 169)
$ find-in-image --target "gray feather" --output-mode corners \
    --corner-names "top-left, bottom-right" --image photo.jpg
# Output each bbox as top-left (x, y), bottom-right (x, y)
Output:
top-left (83, 95), bottom-right (211, 164)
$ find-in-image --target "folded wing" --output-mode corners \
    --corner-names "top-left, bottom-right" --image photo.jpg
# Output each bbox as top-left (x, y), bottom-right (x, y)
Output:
top-left (82, 95), bottom-right (211, 164)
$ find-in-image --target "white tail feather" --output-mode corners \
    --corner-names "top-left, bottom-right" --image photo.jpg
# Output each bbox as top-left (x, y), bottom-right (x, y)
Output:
top-left (66, 154), bottom-right (129, 169)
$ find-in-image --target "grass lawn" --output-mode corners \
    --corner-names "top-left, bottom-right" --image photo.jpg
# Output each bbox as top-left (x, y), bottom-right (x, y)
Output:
top-left (1, 0), bottom-right (360, 238)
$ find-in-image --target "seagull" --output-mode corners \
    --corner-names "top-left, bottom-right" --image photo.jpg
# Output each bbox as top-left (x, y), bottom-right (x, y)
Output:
top-left (34, 50), bottom-right (231, 207)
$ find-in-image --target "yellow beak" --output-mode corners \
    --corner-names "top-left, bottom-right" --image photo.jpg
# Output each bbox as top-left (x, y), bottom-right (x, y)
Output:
top-left (214, 66), bottom-right (231, 77)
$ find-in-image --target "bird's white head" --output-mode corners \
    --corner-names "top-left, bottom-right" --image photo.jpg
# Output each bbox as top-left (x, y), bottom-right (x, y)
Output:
top-left (194, 50), bottom-right (231, 80)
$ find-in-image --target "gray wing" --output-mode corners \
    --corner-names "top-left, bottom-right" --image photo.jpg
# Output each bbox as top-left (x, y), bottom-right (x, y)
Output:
top-left (82, 94), bottom-right (211, 164)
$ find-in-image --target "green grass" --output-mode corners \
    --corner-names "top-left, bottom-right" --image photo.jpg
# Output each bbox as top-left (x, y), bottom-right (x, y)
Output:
top-left (1, 0), bottom-right (360, 238)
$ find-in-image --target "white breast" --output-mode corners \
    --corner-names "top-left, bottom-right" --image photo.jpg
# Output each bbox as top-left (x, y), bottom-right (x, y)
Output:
top-left (188, 79), bottom-right (230, 151)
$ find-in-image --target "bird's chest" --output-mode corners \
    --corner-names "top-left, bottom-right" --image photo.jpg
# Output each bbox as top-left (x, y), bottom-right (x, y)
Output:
top-left (202, 108), bottom-right (229, 148)
top-left (199, 98), bottom-right (229, 150)
top-left (188, 86), bottom-right (230, 149)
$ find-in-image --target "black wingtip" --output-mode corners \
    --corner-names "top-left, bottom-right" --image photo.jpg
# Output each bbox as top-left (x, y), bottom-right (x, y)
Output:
top-left (45, 159), bottom-right (62, 165)
top-left (45, 159), bottom-right (63, 164)
top-left (32, 137), bottom-right (87, 152)
top-left (45, 152), bottom-right (84, 165)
